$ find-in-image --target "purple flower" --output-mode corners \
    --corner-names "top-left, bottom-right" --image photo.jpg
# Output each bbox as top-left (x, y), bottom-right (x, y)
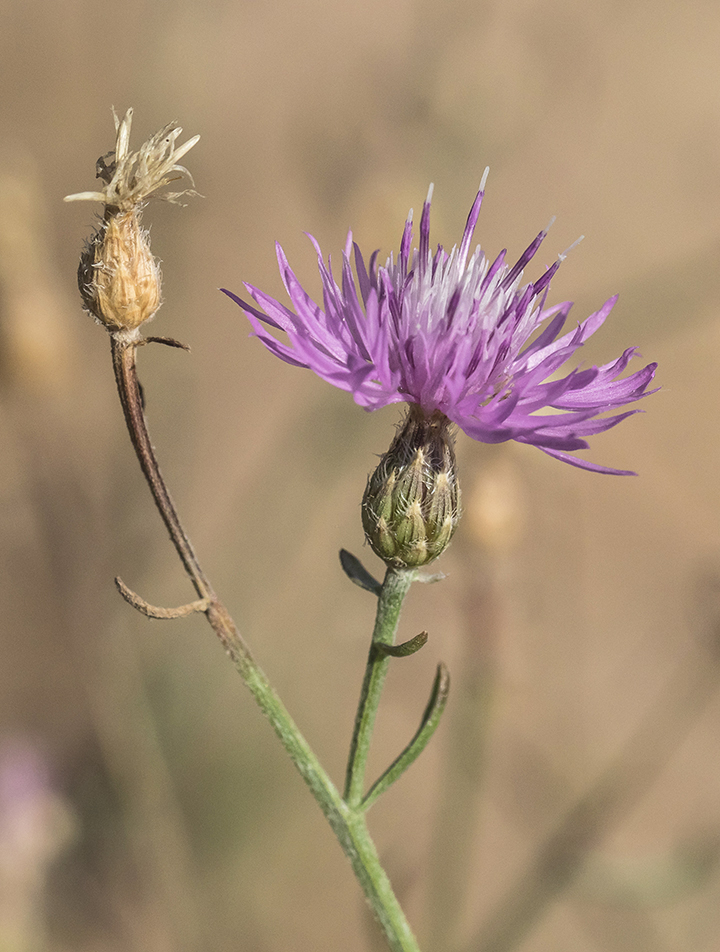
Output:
top-left (223, 173), bottom-right (657, 474)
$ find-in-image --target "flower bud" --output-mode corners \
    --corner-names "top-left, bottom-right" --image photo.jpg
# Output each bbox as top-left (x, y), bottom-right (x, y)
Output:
top-left (78, 210), bottom-right (162, 333)
top-left (362, 407), bottom-right (461, 568)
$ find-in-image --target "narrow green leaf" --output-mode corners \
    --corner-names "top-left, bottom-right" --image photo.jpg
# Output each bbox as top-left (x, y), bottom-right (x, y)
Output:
top-left (374, 631), bottom-right (428, 658)
top-left (340, 548), bottom-right (383, 595)
top-left (361, 662), bottom-right (450, 811)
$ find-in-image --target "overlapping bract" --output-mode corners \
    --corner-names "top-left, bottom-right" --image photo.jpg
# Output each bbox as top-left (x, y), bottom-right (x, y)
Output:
top-left (223, 179), bottom-right (656, 474)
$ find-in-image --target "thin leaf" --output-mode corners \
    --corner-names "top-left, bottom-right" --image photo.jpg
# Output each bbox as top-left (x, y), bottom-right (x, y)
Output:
top-left (374, 631), bottom-right (428, 658)
top-left (361, 662), bottom-right (450, 811)
top-left (340, 548), bottom-right (382, 595)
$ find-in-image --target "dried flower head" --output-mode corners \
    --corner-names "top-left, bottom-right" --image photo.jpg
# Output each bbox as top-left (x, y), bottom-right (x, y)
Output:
top-left (223, 172), bottom-right (657, 475)
top-left (66, 108), bottom-right (199, 336)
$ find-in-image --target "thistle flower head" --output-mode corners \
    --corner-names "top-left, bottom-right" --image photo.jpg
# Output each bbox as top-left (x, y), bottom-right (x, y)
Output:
top-left (66, 109), bottom-right (199, 336)
top-left (224, 173), bottom-right (657, 475)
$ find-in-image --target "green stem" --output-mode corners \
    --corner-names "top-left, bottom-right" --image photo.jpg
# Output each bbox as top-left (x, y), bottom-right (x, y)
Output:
top-left (232, 637), bottom-right (421, 952)
top-left (344, 567), bottom-right (416, 807)
top-left (110, 335), bottom-right (422, 952)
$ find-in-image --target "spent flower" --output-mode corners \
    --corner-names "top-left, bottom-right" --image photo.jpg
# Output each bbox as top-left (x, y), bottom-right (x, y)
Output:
top-left (223, 172), bottom-right (657, 476)
top-left (66, 108), bottom-right (199, 335)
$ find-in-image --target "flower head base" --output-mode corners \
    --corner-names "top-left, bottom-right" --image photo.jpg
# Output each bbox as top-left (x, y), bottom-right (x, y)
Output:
top-left (66, 108), bottom-right (199, 336)
top-left (363, 406), bottom-right (461, 568)
top-left (224, 173), bottom-right (657, 475)
top-left (76, 208), bottom-right (162, 334)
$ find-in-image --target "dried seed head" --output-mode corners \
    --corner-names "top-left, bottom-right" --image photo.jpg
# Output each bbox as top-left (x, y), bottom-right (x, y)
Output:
top-left (66, 108), bottom-right (199, 335)
top-left (362, 407), bottom-right (461, 568)
top-left (78, 210), bottom-right (162, 333)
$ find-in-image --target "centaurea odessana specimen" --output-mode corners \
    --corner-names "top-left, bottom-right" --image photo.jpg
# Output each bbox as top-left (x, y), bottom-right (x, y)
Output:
top-left (223, 170), bottom-right (657, 478)
top-left (68, 109), bottom-right (436, 952)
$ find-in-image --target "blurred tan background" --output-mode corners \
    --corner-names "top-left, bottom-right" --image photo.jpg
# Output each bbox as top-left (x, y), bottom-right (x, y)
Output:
top-left (1, 0), bottom-right (719, 950)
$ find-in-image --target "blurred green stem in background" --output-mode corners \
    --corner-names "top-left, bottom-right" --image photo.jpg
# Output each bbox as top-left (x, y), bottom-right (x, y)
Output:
top-left (109, 335), bottom-right (431, 952)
